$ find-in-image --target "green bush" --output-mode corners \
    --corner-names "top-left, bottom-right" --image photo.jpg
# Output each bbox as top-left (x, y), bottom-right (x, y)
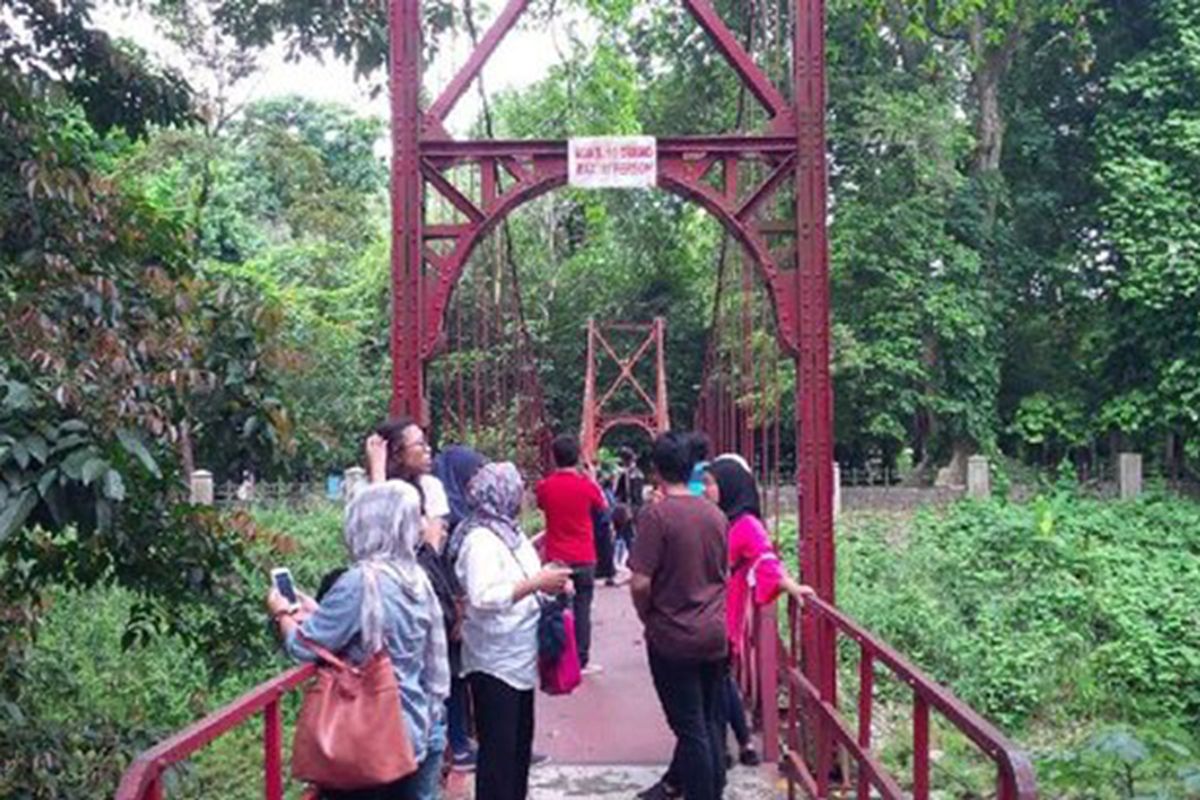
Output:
top-left (1, 504), bottom-right (345, 799)
top-left (814, 492), bottom-right (1200, 797)
top-left (840, 494), bottom-right (1200, 726)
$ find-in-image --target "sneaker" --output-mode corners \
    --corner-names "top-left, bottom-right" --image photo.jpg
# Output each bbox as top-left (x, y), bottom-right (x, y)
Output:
top-left (739, 747), bottom-right (761, 767)
top-left (530, 751), bottom-right (551, 767)
top-left (451, 749), bottom-right (477, 772)
top-left (580, 663), bottom-right (605, 676)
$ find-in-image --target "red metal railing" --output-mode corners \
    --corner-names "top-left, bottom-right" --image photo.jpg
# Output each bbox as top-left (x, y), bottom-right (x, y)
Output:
top-left (116, 591), bottom-right (1034, 800)
top-left (740, 595), bottom-right (1037, 800)
top-left (114, 664), bottom-right (315, 800)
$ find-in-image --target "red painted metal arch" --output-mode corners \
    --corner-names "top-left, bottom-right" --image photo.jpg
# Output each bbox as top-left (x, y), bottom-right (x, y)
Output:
top-left (423, 160), bottom-right (565, 360)
top-left (596, 415), bottom-right (659, 449)
top-left (657, 167), bottom-right (797, 355)
top-left (421, 157), bottom-right (798, 361)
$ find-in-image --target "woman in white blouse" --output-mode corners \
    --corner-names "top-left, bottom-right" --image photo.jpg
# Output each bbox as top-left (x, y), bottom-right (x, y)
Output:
top-left (453, 462), bottom-right (572, 800)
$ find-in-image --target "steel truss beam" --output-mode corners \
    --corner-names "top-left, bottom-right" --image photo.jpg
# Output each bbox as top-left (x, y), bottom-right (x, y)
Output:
top-left (580, 319), bottom-right (671, 462)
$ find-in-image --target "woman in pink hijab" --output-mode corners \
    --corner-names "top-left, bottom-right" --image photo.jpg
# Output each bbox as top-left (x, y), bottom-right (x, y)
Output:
top-left (704, 455), bottom-right (813, 766)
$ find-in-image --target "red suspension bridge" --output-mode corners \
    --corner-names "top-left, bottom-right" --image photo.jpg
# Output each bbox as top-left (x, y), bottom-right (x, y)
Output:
top-left (115, 1), bottom-right (1037, 798)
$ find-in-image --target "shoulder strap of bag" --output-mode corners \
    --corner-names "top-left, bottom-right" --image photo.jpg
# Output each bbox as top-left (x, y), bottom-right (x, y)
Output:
top-left (296, 632), bottom-right (359, 674)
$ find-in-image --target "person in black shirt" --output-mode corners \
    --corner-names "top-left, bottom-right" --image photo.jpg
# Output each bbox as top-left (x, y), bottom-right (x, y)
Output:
top-left (612, 447), bottom-right (644, 570)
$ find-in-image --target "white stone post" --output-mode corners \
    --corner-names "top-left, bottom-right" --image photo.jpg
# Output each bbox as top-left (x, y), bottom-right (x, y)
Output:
top-left (1119, 453), bottom-right (1143, 500)
top-left (967, 456), bottom-right (991, 499)
top-left (190, 470), bottom-right (214, 506)
top-left (343, 466), bottom-right (367, 501)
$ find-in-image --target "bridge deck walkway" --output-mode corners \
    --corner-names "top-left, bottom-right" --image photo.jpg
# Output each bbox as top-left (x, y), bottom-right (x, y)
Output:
top-left (447, 579), bottom-right (781, 798)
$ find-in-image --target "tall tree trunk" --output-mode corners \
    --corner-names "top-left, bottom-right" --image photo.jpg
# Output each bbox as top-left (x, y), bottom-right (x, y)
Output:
top-left (926, 16), bottom-right (1022, 473)
top-left (968, 17), bottom-right (1021, 222)
top-left (913, 330), bottom-right (940, 481)
top-left (1165, 429), bottom-right (1179, 481)
top-left (968, 17), bottom-right (1020, 174)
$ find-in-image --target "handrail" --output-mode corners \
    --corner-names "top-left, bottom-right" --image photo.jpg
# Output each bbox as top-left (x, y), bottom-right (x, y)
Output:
top-left (114, 663), bottom-right (316, 800)
top-left (116, 567), bottom-right (1036, 800)
top-left (773, 594), bottom-right (1038, 800)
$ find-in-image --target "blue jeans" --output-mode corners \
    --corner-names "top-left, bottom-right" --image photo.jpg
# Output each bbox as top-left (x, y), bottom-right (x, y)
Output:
top-left (413, 717), bottom-right (447, 800)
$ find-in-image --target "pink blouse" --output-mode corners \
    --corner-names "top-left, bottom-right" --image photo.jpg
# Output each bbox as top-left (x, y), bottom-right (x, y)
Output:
top-left (726, 514), bottom-right (786, 655)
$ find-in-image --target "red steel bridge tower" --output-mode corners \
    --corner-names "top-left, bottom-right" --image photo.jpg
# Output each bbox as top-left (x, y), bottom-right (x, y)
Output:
top-left (387, 0), bottom-right (836, 646)
top-left (388, 0), bottom-right (836, 775)
top-left (579, 319), bottom-right (671, 464)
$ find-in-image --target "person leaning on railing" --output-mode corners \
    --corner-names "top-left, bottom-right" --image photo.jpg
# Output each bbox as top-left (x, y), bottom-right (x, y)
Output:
top-left (705, 454), bottom-right (814, 766)
top-left (267, 482), bottom-right (450, 800)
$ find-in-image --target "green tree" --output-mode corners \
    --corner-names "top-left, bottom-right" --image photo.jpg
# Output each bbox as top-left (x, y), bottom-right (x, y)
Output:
top-left (1094, 0), bottom-right (1200, 476)
top-left (0, 72), bottom-right (277, 689)
top-left (2, 0), bottom-right (194, 137)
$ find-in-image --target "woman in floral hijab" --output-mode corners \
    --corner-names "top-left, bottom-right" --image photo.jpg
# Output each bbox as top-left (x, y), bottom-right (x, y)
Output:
top-left (453, 463), bottom-right (572, 800)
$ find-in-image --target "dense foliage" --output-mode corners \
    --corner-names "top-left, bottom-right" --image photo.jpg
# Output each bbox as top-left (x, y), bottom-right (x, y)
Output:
top-left (808, 490), bottom-right (1200, 798)
top-left (0, 504), bottom-right (345, 800)
top-left (1, 12), bottom-right (393, 788)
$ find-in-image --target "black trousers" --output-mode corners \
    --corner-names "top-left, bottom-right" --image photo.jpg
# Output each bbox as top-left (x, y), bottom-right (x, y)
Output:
top-left (724, 671), bottom-right (751, 748)
top-left (649, 649), bottom-right (727, 800)
top-left (321, 777), bottom-right (418, 800)
top-left (594, 521), bottom-right (616, 580)
top-left (569, 564), bottom-right (596, 667)
top-left (469, 672), bottom-right (535, 800)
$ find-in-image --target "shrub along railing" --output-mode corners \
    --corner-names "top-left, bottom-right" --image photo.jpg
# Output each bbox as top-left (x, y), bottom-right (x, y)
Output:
top-left (113, 664), bottom-right (315, 800)
top-left (738, 593), bottom-right (1037, 800)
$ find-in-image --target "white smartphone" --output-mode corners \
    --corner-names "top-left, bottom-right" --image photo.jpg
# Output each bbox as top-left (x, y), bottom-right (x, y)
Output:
top-left (270, 567), bottom-right (299, 611)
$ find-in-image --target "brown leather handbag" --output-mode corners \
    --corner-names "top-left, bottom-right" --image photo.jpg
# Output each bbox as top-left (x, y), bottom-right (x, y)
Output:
top-left (291, 636), bottom-right (418, 790)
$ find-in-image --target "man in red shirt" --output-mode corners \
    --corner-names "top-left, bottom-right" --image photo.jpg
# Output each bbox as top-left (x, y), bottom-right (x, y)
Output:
top-left (536, 434), bottom-right (608, 674)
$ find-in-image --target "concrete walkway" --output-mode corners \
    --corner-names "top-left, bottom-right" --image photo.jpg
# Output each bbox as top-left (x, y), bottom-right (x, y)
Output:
top-left (529, 765), bottom-right (784, 800)
top-left (447, 580), bottom-right (782, 799)
top-left (534, 580), bottom-right (672, 763)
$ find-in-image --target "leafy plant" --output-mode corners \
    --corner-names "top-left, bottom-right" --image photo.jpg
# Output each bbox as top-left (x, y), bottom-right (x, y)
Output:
top-left (824, 496), bottom-right (1200, 797)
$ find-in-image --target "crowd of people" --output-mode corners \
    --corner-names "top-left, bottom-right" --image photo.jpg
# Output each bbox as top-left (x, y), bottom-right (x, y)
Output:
top-left (265, 419), bottom-right (812, 800)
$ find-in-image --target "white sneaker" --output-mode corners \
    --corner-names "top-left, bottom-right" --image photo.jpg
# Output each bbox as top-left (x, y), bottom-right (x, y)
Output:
top-left (581, 663), bottom-right (604, 676)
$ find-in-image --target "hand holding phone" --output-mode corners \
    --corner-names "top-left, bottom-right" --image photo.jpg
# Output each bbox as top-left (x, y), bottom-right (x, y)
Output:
top-left (270, 567), bottom-right (299, 612)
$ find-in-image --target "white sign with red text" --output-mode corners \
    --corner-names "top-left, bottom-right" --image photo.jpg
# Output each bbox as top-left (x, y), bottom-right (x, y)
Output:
top-left (568, 136), bottom-right (658, 189)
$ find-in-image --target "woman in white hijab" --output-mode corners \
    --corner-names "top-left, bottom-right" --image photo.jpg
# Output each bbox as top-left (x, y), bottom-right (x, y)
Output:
top-left (268, 481), bottom-right (450, 800)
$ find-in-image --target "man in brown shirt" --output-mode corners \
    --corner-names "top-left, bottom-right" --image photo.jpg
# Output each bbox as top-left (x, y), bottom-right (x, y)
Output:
top-left (630, 432), bottom-right (729, 800)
